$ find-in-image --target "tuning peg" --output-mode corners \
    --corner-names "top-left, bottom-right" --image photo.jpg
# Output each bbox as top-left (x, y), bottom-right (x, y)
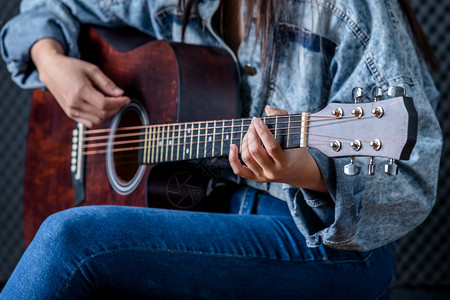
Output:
top-left (352, 87), bottom-right (363, 103)
top-left (344, 157), bottom-right (361, 176)
top-left (387, 86), bottom-right (406, 97)
top-left (368, 157), bottom-right (375, 176)
top-left (384, 159), bottom-right (399, 176)
top-left (372, 87), bottom-right (383, 102)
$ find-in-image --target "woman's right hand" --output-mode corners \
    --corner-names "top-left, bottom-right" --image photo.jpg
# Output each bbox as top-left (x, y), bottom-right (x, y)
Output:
top-left (31, 38), bottom-right (130, 128)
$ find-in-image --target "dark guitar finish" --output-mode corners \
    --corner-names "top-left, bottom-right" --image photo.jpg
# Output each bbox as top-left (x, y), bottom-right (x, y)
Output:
top-left (24, 27), bottom-right (239, 245)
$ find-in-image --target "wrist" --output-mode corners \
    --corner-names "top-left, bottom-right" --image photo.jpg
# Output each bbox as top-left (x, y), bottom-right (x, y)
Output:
top-left (31, 38), bottom-right (65, 71)
top-left (288, 150), bottom-right (328, 192)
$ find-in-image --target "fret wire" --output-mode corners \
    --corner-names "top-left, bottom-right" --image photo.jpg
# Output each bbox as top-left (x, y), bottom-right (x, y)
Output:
top-left (150, 126), bottom-right (155, 163)
top-left (206, 123), bottom-right (212, 158)
top-left (164, 125), bottom-right (168, 162)
top-left (165, 125), bottom-right (169, 162)
top-left (159, 125), bottom-right (163, 162)
top-left (287, 115), bottom-right (291, 148)
top-left (221, 120), bottom-right (225, 156)
top-left (154, 126), bottom-right (158, 163)
top-left (181, 124), bottom-right (185, 160)
top-left (142, 127), bottom-right (147, 164)
top-left (155, 126), bottom-right (159, 163)
top-left (176, 125), bottom-right (181, 160)
top-left (184, 124), bottom-right (188, 160)
top-left (230, 120), bottom-right (234, 151)
top-left (204, 122), bottom-right (208, 158)
top-left (274, 115), bottom-right (278, 142)
top-left (189, 123), bottom-right (193, 160)
top-left (158, 126), bottom-right (163, 163)
top-left (147, 127), bottom-right (151, 164)
top-left (171, 124), bottom-right (175, 162)
top-left (163, 125), bottom-right (167, 162)
top-left (148, 126), bottom-right (152, 163)
top-left (161, 125), bottom-right (165, 162)
top-left (197, 123), bottom-right (201, 159)
top-left (145, 127), bottom-right (149, 163)
top-left (212, 121), bottom-right (216, 157)
top-left (240, 119), bottom-right (244, 152)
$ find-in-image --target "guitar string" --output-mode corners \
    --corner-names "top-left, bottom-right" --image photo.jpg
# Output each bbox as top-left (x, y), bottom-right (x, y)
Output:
top-left (79, 137), bottom-right (349, 166)
top-left (80, 118), bottom-right (376, 157)
top-left (80, 114), bottom-right (376, 154)
top-left (81, 126), bottom-right (372, 155)
top-left (83, 113), bottom-right (341, 136)
top-left (82, 115), bottom-right (357, 143)
top-left (81, 129), bottom-right (372, 156)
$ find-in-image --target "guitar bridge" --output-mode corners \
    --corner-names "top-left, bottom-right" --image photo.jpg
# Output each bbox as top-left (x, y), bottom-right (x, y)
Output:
top-left (71, 123), bottom-right (86, 206)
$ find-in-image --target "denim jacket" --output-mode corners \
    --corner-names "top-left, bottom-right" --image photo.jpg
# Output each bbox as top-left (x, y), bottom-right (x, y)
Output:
top-left (1, 0), bottom-right (442, 251)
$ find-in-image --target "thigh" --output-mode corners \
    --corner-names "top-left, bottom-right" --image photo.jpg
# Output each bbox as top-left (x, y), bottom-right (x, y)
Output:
top-left (1, 206), bottom-right (395, 300)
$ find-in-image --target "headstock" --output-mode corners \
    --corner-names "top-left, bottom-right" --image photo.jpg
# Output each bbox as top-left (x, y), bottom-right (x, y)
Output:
top-left (307, 87), bottom-right (418, 176)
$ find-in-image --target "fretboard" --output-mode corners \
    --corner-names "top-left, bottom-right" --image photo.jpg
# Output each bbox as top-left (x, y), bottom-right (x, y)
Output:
top-left (139, 113), bottom-right (309, 164)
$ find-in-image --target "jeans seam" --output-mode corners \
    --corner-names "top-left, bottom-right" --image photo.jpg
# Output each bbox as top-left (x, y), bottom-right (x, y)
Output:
top-left (61, 245), bottom-right (377, 297)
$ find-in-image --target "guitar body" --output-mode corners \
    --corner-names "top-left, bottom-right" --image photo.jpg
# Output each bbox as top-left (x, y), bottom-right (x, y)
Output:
top-left (24, 27), bottom-right (239, 245)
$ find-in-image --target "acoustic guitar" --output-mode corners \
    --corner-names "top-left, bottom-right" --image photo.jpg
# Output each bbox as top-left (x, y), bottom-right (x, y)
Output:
top-left (23, 26), bottom-right (417, 245)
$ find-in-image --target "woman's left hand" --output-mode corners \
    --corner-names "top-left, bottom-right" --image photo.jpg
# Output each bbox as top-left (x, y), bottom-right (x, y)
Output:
top-left (228, 106), bottom-right (327, 192)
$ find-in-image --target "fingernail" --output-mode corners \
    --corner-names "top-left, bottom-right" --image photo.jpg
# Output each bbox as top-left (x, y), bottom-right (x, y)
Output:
top-left (252, 117), bottom-right (261, 126)
top-left (113, 87), bottom-right (123, 95)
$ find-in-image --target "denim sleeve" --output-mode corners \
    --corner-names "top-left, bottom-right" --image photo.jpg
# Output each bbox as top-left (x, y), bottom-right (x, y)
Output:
top-left (0, 0), bottom-right (161, 89)
top-left (1, 1), bottom-right (80, 88)
top-left (286, 0), bottom-right (442, 251)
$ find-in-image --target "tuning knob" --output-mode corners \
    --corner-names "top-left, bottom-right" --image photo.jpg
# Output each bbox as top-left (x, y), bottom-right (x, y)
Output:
top-left (368, 157), bottom-right (375, 176)
top-left (385, 159), bottom-right (399, 176)
top-left (387, 86), bottom-right (406, 97)
top-left (344, 157), bottom-right (361, 176)
top-left (372, 87), bottom-right (383, 102)
top-left (352, 87), bottom-right (363, 103)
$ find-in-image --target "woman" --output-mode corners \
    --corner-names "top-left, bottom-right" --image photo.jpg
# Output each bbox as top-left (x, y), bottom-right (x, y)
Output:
top-left (0, 0), bottom-right (442, 299)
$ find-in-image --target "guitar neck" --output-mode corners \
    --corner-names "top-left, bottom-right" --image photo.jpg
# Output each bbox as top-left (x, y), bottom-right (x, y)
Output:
top-left (138, 113), bottom-right (310, 164)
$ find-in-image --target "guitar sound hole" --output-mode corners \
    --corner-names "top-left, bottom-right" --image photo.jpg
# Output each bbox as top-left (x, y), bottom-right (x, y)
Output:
top-left (106, 100), bottom-right (149, 195)
top-left (114, 111), bottom-right (141, 182)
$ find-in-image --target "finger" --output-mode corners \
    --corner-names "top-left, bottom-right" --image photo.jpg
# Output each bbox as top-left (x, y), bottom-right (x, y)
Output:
top-left (228, 144), bottom-right (256, 179)
top-left (264, 105), bottom-right (288, 116)
top-left (81, 85), bottom-right (130, 112)
top-left (85, 64), bottom-right (125, 97)
top-left (252, 117), bottom-right (284, 161)
top-left (64, 95), bottom-right (105, 123)
top-left (68, 109), bottom-right (99, 128)
top-left (241, 122), bottom-right (266, 175)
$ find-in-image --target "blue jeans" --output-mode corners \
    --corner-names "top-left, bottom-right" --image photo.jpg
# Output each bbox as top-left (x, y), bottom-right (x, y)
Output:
top-left (0, 187), bottom-right (395, 299)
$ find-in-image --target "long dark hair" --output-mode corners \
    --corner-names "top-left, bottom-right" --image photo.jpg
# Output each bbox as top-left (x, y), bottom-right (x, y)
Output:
top-left (179, 0), bottom-right (438, 70)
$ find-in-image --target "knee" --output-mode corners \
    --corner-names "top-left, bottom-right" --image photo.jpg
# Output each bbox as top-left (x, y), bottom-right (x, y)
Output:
top-left (33, 207), bottom-right (98, 251)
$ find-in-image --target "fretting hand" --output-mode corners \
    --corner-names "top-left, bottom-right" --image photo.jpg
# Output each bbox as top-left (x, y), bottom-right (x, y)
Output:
top-left (229, 106), bottom-right (327, 192)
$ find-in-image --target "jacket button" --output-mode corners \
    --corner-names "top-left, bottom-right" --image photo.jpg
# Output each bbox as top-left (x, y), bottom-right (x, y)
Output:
top-left (244, 64), bottom-right (257, 76)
